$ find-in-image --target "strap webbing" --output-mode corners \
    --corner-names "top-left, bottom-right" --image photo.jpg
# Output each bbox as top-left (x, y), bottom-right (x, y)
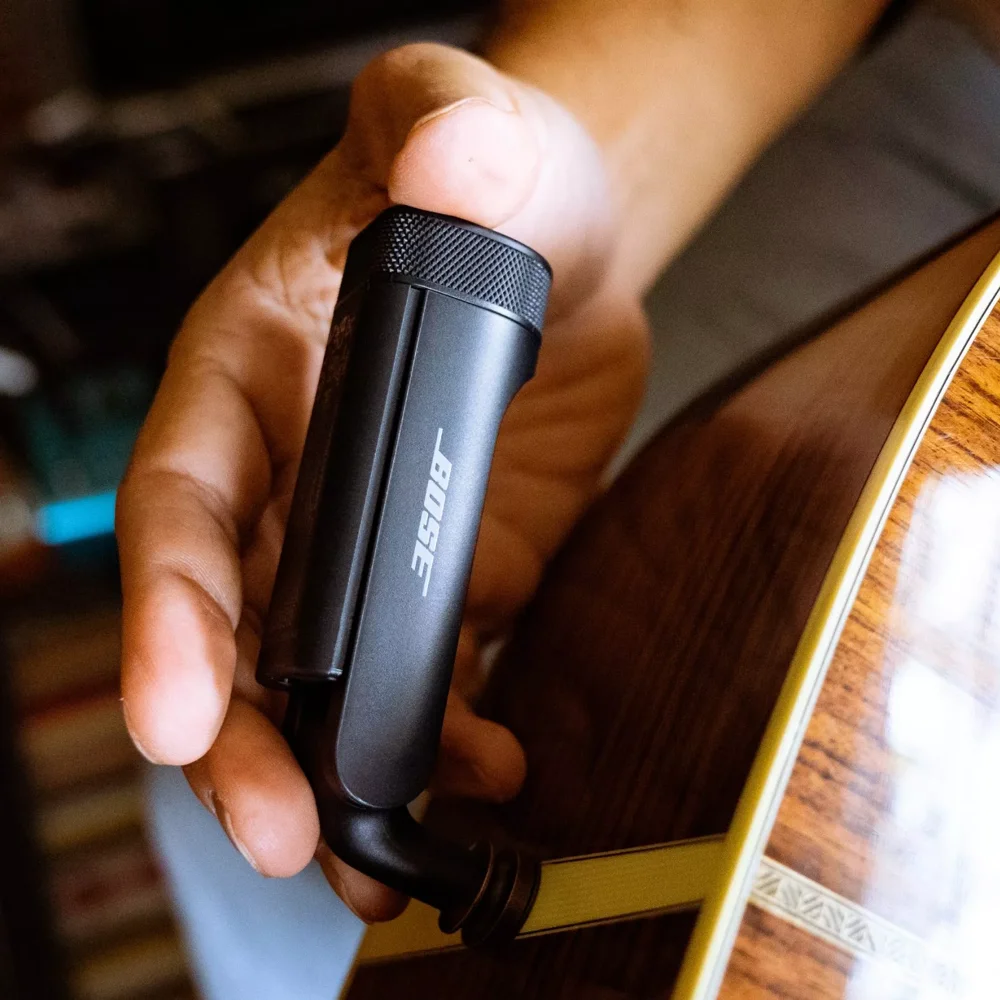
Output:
top-left (357, 835), bottom-right (725, 963)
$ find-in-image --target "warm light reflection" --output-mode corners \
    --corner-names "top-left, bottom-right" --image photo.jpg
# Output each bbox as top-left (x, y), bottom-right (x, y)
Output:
top-left (848, 471), bottom-right (1000, 999)
top-left (908, 472), bottom-right (1000, 632)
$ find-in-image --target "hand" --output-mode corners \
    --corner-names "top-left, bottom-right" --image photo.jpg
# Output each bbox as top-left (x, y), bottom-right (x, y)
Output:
top-left (116, 42), bottom-right (649, 921)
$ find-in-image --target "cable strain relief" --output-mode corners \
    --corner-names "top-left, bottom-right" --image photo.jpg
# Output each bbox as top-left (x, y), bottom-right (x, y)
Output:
top-left (439, 841), bottom-right (540, 948)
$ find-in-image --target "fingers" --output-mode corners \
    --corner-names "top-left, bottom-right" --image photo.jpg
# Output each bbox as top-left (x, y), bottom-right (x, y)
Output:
top-left (180, 691), bottom-right (522, 919)
top-left (345, 43), bottom-right (613, 306)
top-left (346, 43), bottom-right (536, 213)
top-left (229, 498), bottom-right (287, 718)
top-left (118, 361), bottom-right (272, 765)
top-left (390, 97), bottom-right (539, 228)
top-left (466, 293), bottom-right (651, 630)
top-left (184, 699), bottom-right (320, 879)
top-left (433, 692), bottom-right (527, 802)
top-left (118, 262), bottom-right (333, 767)
top-left (349, 44), bottom-right (539, 227)
top-left (312, 690), bottom-right (525, 921)
top-left (315, 843), bottom-right (408, 924)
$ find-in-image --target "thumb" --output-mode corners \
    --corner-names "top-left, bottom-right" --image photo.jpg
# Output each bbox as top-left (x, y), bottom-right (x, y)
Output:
top-left (343, 43), bottom-right (541, 229)
top-left (340, 43), bottom-right (614, 309)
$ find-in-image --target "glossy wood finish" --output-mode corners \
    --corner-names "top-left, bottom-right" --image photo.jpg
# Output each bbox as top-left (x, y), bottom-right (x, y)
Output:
top-left (718, 264), bottom-right (1000, 998)
top-left (347, 223), bottom-right (1000, 999)
top-left (724, 905), bottom-right (853, 997)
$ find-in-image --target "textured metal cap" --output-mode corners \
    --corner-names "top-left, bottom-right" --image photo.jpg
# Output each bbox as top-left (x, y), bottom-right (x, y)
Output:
top-left (341, 206), bottom-right (553, 334)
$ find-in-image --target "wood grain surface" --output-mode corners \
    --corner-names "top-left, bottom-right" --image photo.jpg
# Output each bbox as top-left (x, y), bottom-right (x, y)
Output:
top-left (720, 250), bottom-right (1000, 998)
top-left (722, 906), bottom-right (852, 998)
top-left (347, 224), bottom-right (1000, 1000)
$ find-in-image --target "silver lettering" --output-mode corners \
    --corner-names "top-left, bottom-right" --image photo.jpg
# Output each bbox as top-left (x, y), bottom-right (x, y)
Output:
top-left (430, 428), bottom-right (452, 489)
top-left (412, 541), bottom-right (434, 597)
top-left (424, 479), bottom-right (446, 521)
top-left (417, 509), bottom-right (440, 552)
top-left (412, 428), bottom-right (451, 597)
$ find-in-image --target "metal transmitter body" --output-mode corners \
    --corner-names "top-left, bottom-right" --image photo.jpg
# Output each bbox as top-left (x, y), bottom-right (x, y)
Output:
top-left (258, 206), bottom-right (551, 945)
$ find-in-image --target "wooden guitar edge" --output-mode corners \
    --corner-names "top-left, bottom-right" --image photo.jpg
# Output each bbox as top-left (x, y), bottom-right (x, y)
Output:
top-left (672, 246), bottom-right (1000, 1000)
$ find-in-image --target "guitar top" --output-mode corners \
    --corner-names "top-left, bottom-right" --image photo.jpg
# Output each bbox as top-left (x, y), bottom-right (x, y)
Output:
top-left (345, 216), bottom-right (1000, 999)
top-left (715, 234), bottom-right (1000, 998)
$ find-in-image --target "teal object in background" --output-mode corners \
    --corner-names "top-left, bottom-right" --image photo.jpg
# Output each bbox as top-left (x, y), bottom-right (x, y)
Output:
top-left (35, 490), bottom-right (118, 545)
top-left (20, 368), bottom-right (149, 500)
top-left (15, 366), bottom-right (150, 548)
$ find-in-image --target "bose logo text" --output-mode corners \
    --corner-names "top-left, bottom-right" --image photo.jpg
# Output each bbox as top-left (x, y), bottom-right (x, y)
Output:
top-left (411, 428), bottom-right (452, 597)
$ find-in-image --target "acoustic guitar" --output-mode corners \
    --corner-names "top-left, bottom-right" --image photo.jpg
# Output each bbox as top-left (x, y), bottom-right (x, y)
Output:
top-left (338, 214), bottom-right (1000, 999)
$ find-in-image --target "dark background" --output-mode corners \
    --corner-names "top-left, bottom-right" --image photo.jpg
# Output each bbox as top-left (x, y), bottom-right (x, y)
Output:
top-left (0, 4), bottom-right (485, 997)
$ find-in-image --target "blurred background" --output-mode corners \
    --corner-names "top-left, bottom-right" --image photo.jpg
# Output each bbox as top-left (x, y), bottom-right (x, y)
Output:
top-left (0, 3), bottom-right (491, 998)
top-left (5, 1), bottom-right (1000, 998)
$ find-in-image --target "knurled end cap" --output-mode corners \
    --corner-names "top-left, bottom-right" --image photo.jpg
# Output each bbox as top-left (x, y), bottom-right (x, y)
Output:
top-left (341, 206), bottom-right (552, 334)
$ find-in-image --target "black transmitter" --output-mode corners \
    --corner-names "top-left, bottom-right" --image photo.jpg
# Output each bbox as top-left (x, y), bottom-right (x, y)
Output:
top-left (258, 206), bottom-right (551, 946)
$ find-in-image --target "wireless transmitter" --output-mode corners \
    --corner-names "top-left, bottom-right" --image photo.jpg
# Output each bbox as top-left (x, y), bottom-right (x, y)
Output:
top-left (257, 206), bottom-right (551, 946)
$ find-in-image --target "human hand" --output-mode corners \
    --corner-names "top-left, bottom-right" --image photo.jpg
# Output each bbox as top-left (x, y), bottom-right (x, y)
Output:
top-left (117, 42), bottom-right (649, 921)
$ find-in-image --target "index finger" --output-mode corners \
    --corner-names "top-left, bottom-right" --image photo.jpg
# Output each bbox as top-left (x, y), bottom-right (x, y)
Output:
top-left (117, 155), bottom-right (380, 765)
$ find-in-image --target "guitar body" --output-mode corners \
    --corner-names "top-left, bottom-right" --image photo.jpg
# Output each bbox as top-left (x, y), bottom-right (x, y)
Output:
top-left (344, 216), bottom-right (1000, 999)
top-left (717, 248), bottom-right (1000, 997)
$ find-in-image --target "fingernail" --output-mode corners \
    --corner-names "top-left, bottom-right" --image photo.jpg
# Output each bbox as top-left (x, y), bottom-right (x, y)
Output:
top-left (120, 698), bottom-right (161, 764)
top-left (211, 791), bottom-right (264, 875)
top-left (410, 96), bottom-right (513, 134)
